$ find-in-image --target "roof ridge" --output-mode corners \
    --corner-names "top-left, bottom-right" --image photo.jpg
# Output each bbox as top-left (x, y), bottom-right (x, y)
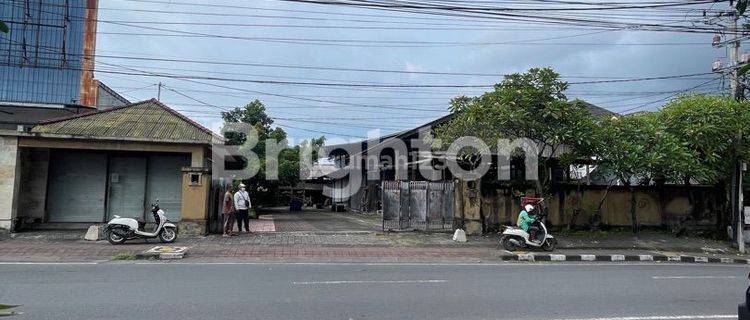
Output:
top-left (149, 99), bottom-right (220, 139)
top-left (37, 99), bottom-right (156, 125)
top-left (33, 98), bottom-right (222, 144)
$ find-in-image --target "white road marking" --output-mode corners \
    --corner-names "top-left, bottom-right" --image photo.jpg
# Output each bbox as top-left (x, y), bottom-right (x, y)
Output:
top-left (652, 276), bottom-right (738, 279)
top-left (292, 280), bottom-right (447, 285)
top-left (548, 315), bottom-right (735, 320)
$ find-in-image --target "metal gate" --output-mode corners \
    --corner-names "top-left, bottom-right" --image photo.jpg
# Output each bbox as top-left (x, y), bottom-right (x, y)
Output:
top-left (382, 181), bottom-right (454, 231)
top-left (207, 179), bottom-right (229, 234)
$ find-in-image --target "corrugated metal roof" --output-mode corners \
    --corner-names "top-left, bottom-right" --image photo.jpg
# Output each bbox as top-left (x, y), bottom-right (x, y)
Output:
top-left (32, 99), bottom-right (214, 144)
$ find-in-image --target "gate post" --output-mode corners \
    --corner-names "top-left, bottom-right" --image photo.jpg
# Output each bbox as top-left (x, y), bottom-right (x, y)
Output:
top-left (459, 180), bottom-right (483, 235)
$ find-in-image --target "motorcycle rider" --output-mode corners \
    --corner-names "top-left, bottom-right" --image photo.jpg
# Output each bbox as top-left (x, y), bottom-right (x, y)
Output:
top-left (517, 204), bottom-right (538, 241)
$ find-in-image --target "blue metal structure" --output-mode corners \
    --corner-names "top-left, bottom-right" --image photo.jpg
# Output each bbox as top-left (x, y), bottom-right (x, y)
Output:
top-left (0, 0), bottom-right (88, 105)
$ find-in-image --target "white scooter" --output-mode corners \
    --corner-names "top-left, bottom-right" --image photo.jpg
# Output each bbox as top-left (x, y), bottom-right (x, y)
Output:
top-left (105, 201), bottom-right (178, 245)
top-left (501, 204), bottom-right (556, 252)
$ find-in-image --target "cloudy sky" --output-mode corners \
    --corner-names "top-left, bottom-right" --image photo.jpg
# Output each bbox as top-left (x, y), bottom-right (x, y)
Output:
top-left (93, 0), bottom-right (732, 146)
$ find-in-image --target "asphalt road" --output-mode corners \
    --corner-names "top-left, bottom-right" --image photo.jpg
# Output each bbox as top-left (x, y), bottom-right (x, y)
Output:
top-left (0, 262), bottom-right (747, 320)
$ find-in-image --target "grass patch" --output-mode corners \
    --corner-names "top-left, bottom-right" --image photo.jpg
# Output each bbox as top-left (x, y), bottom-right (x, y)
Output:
top-left (112, 251), bottom-right (137, 261)
top-left (0, 304), bottom-right (20, 317)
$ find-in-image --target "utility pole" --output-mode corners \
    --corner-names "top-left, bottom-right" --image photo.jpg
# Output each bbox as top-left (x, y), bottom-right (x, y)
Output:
top-left (730, 12), bottom-right (746, 254)
top-left (157, 82), bottom-right (163, 101)
top-left (709, 5), bottom-right (746, 253)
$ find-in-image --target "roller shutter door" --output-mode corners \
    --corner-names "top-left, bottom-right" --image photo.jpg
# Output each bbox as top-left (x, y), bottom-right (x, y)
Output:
top-left (47, 150), bottom-right (107, 222)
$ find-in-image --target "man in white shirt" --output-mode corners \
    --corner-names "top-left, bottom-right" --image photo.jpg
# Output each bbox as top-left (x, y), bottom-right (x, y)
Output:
top-left (234, 183), bottom-right (251, 233)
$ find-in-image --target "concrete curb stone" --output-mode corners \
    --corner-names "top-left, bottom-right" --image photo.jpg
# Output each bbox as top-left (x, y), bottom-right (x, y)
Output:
top-left (500, 253), bottom-right (750, 264)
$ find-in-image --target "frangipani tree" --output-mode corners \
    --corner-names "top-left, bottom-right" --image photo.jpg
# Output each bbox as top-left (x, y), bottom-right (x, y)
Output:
top-left (594, 112), bottom-right (696, 234)
top-left (433, 67), bottom-right (596, 197)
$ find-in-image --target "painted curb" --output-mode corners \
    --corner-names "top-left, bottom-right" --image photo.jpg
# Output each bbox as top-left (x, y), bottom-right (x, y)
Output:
top-left (500, 253), bottom-right (750, 264)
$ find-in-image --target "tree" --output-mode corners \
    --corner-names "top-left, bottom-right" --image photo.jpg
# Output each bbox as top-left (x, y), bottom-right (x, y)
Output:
top-left (433, 67), bottom-right (596, 196)
top-left (657, 94), bottom-right (750, 232)
top-left (220, 100), bottom-right (325, 202)
top-left (594, 111), bottom-right (699, 234)
top-left (658, 95), bottom-right (750, 185)
top-left (221, 99), bottom-right (273, 146)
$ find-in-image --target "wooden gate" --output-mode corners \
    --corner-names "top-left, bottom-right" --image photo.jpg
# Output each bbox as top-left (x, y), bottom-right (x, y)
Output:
top-left (382, 181), bottom-right (454, 231)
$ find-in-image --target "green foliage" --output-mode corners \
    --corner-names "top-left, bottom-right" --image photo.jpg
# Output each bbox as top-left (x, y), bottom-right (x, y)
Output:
top-left (738, 0), bottom-right (748, 16)
top-left (658, 94), bottom-right (750, 184)
top-left (594, 112), bottom-right (696, 186)
top-left (0, 304), bottom-right (20, 317)
top-left (738, 63), bottom-right (750, 77)
top-left (221, 99), bottom-right (273, 146)
top-left (434, 68), bottom-right (750, 232)
top-left (591, 94), bottom-right (750, 233)
top-left (0, 22), bottom-right (8, 33)
top-left (433, 67), bottom-right (597, 194)
top-left (220, 100), bottom-right (325, 191)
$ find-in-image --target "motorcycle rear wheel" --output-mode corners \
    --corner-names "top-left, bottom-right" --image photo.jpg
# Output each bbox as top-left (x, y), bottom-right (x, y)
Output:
top-left (107, 229), bottom-right (127, 245)
top-left (502, 236), bottom-right (520, 252)
top-left (542, 239), bottom-right (556, 252)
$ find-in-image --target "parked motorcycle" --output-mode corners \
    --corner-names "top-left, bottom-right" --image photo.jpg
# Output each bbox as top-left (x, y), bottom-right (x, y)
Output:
top-left (105, 201), bottom-right (178, 245)
top-left (500, 197), bottom-right (557, 252)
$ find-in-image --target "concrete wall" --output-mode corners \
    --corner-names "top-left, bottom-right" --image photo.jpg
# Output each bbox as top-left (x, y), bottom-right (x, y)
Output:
top-left (180, 168), bottom-right (210, 235)
top-left (180, 147), bottom-right (210, 235)
top-left (544, 186), bottom-right (719, 228)
top-left (473, 184), bottom-right (721, 233)
top-left (0, 136), bottom-right (21, 231)
top-left (17, 148), bottom-right (49, 222)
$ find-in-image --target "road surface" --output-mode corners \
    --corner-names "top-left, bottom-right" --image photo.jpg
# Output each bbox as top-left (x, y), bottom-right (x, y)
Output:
top-left (0, 262), bottom-right (747, 319)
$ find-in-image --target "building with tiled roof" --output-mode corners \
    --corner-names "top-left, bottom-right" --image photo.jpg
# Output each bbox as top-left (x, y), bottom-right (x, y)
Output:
top-left (0, 99), bottom-right (216, 233)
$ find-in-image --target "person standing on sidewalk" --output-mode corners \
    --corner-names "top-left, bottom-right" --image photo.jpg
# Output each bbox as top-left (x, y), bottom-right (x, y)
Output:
top-left (222, 184), bottom-right (237, 237)
top-left (234, 183), bottom-right (251, 233)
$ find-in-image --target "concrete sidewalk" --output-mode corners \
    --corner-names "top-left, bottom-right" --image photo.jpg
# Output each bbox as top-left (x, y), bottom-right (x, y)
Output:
top-left (555, 230), bottom-right (736, 254)
top-left (0, 229), bottom-right (747, 263)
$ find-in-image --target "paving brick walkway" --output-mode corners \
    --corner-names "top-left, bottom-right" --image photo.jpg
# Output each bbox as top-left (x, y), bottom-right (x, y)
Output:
top-left (1, 223), bottom-right (747, 263)
top-left (250, 209), bottom-right (382, 232)
top-left (0, 233), bottom-right (496, 263)
top-left (248, 219), bottom-right (275, 232)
